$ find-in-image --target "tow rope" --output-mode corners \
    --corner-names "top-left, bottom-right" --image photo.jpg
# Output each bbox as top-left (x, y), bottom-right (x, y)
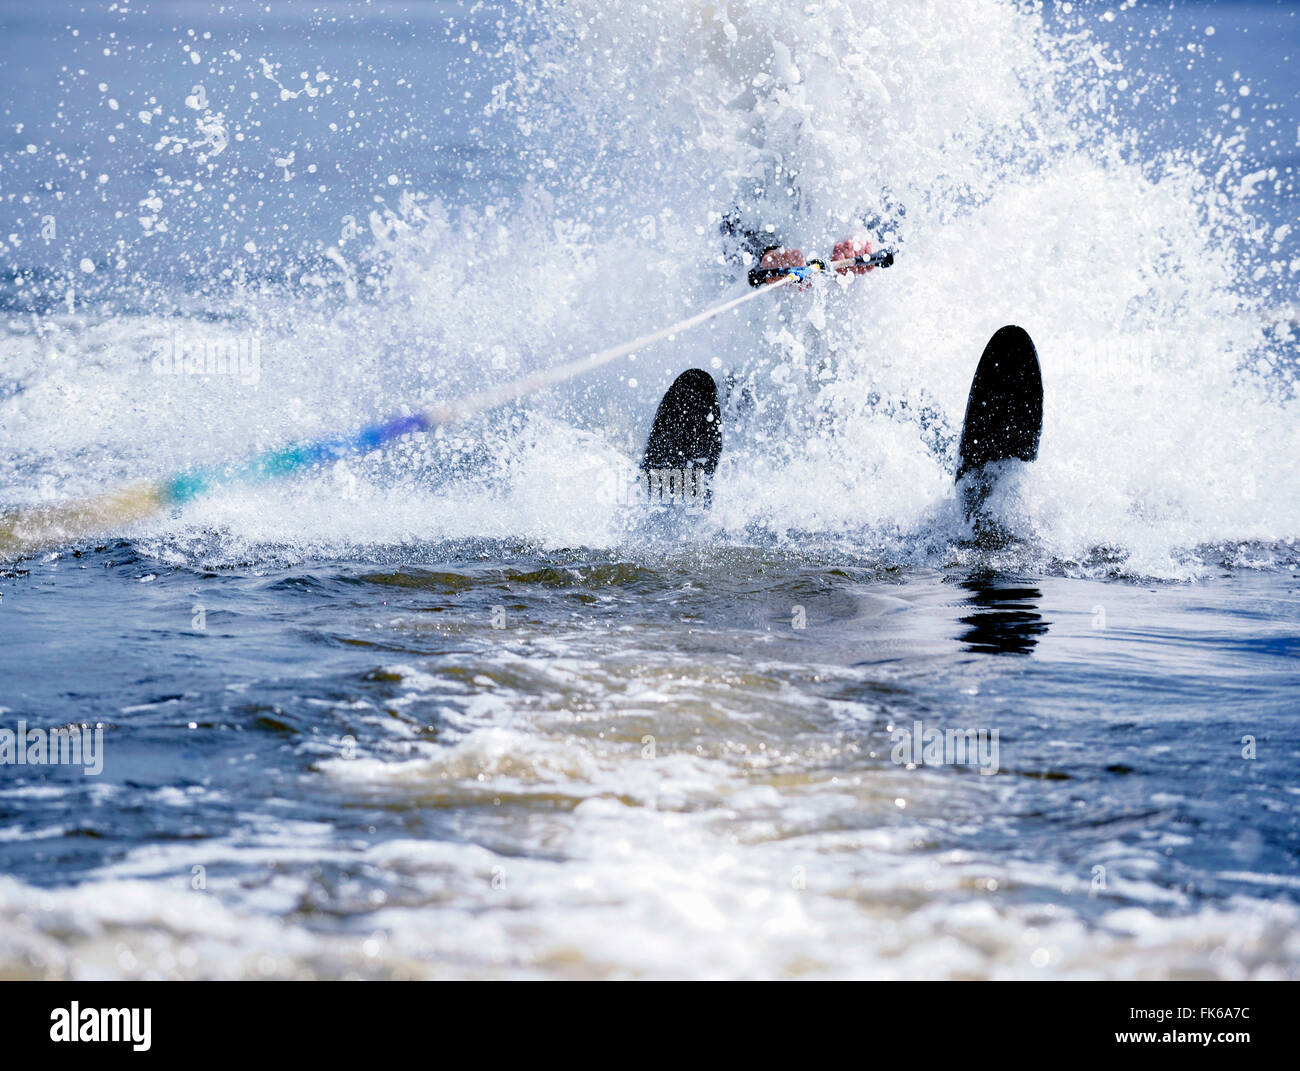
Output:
top-left (0, 249), bottom-right (895, 557)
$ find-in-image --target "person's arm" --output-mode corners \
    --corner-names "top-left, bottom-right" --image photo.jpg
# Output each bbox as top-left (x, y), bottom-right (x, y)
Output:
top-left (721, 211), bottom-right (781, 269)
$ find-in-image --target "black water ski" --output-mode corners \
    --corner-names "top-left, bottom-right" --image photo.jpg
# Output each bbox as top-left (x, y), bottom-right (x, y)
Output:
top-left (956, 325), bottom-right (1043, 523)
top-left (640, 368), bottom-right (721, 506)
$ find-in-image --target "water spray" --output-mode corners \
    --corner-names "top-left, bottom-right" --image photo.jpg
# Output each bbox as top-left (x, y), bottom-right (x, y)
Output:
top-left (0, 249), bottom-right (895, 558)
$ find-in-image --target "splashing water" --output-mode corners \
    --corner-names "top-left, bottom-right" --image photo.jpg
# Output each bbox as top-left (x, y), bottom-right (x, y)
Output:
top-left (0, 0), bottom-right (1295, 576)
top-left (2, 1), bottom-right (1299, 982)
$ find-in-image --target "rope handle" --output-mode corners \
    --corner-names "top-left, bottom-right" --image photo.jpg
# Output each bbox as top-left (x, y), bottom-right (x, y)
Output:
top-left (747, 248), bottom-right (896, 287)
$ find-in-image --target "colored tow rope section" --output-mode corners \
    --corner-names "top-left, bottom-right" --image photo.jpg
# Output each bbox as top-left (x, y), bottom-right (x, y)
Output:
top-left (160, 412), bottom-right (435, 506)
top-left (0, 248), bottom-right (895, 558)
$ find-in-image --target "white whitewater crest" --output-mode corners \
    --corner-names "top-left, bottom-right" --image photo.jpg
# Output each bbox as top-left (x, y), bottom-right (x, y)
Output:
top-left (475, 0), bottom-right (1300, 578)
top-left (2, 0), bottom-right (1297, 579)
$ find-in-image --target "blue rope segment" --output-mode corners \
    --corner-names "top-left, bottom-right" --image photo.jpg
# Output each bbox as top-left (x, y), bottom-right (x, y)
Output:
top-left (160, 411), bottom-right (432, 506)
top-left (783, 264), bottom-right (821, 282)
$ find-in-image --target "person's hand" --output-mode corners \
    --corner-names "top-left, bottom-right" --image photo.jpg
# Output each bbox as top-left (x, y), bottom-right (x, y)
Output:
top-left (758, 246), bottom-right (806, 285)
top-left (833, 237), bottom-right (874, 274)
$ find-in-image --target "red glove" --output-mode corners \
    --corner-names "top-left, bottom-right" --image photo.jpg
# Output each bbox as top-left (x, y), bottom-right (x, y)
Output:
top-left (757, 246), bottom-right (807, 286)
top-left (833, 238), bottom-right (874, 274)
